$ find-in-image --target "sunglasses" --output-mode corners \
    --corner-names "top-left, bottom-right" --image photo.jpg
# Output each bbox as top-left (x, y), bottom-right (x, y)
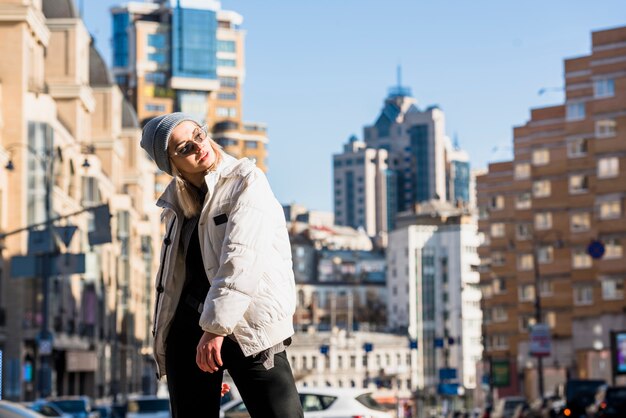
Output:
top-left (171, 125), bottom-right (209, 157)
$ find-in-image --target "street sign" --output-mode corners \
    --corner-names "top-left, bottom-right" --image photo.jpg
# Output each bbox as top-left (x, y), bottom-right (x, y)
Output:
top-left (587, 240), bottom-right (605, 259)
top-left (439, 368), bottom-right (457, 381)
top-left (530, 323), bottom-right (552, 357)
top-left (37, 330), bottom-right (54, 356)
top-left (88, 204), bottom-right (112, 245)
top-left (10, 253), bottom-right (87, 278)
top-left (363, 342), bottom-right (373, 353)
top-left (54, 225), bottom-right (78, 248)
top-left (28, 230), bottom-right (55, 254)
top-left (492, 359), bottom-right (511, 387)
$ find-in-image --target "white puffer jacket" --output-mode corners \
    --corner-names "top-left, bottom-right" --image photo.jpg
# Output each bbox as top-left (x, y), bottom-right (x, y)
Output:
top-left (151, 154), bottom-right (296, 379)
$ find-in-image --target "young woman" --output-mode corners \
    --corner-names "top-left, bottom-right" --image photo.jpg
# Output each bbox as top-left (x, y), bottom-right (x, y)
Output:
top-left (141, 113), bottom-right (303, 417)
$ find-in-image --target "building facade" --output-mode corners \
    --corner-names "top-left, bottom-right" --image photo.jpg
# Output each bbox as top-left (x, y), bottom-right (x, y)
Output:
top-left (387, 201), bottom-right (482, 398)
top-left (0, 0), bottom-right (160, 401)
top-left (333, 83), bottom-right (472, 243)
top-left (289, 329), bottom-right (418, 403)
top-left (333, 136), bottom-right (389, 243)
top-left (477, 26), bottom-right (626, 400)
top-left (110, 0), bottom-right (268, 171)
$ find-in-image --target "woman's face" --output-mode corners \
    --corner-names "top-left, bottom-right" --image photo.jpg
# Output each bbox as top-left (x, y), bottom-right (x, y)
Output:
top-left (168, 121), bottom-right (216, 180)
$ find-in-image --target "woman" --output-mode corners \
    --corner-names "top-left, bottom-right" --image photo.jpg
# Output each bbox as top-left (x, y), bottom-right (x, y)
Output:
top-left (140, 112), bottom-right (303, 417)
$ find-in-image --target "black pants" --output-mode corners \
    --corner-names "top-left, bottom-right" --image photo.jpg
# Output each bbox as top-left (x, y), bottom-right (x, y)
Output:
top-left (165, 300), bottom-right (303, 418)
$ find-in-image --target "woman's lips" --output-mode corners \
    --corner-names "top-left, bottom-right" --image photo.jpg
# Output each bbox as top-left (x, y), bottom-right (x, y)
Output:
top-left (199, 152), bottom-right (208, 161)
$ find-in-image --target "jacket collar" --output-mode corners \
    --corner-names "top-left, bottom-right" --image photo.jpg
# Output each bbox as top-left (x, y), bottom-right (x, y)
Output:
top-left (156, 151), bottom-right (253, 212)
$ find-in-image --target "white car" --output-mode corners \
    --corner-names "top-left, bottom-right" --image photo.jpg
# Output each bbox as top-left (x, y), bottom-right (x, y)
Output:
top-left (220, 387), bottom-right (393, 418)
top-left (125, 396), bottom-right (170, 418)
top-left (0, 401), bottom-right (46, 418)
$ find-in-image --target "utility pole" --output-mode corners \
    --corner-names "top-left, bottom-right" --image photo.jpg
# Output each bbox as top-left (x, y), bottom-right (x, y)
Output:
top-left (531, 246), bottom-right (545, 400)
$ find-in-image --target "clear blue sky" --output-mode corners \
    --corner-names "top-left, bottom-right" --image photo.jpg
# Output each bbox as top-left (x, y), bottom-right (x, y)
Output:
top-left (83, 1), bottom-right (625, 212)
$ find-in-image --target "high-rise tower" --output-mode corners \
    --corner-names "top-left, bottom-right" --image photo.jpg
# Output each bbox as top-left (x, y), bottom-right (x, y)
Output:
top-left (111, 0), bottom-right (267, 171)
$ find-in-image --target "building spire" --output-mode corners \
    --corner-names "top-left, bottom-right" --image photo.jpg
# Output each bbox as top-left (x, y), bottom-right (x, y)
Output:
top-left (387, 64), bottom-right (412, 98)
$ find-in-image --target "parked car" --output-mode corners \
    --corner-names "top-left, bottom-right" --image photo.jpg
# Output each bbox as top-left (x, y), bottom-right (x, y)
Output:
top-left (220, 387), bottom-right (392, 418)
top-left (125, 396), bottom-right (170, 418)
top-left (26, 402), bottom-right (72, 418)
top-left (491, 397), bottom-right (528, 418)
top-left (46, 397), bottom-right (98, 418)
top-left (559, 379), bottom-right (606, 418)
top-left (0, 401), bottom-right (47, 418)
top-left (593, 386), bottom-right (626, 418)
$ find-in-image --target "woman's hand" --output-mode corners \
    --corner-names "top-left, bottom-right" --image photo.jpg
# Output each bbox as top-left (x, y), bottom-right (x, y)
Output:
top-left (221, 383), bottom-right (231, 397)
top-left (196, 331), bottom-right (224, 373)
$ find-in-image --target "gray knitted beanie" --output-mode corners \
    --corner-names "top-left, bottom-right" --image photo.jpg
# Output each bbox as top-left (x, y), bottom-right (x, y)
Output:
top-left (140, 112), bottom-right (198, 175)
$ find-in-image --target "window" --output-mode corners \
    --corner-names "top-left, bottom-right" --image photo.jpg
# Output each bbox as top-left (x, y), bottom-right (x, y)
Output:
top-left (519, 316), bottom-right (537, 332)
top-left (540, 280), bottom-right (554, 296)
top-left (145, 72), bottom-right (167, 85)
top-left (516, 192), bottom-right (531, 209)
top-left (532, 149), bottom-right (550, 165)
top-left (604, 238), bottom-right (623, 259)
top-left (567, 138), bottom-right (588, 157)
top-left (538, 245), bottom-right (554, 264)
top-left (519, 284), bottom-right (535, 301)
top-left (490, 195), bottom-right (505, 210)
top-left (601, 276), bottom-right (624, 300)
top-left (489, 335), bottom-right (508, 350)
top-left (572, 248), bottom-right (592, 269)
top-left (598, 157), bottom-right (619, 178)
top-left (599, 198), bottom-right (621, 219)
top-left (148, 33), bottom-right (166, 48)
top-left (216, 107), bottom-right (237, 117)
top-left (518, 253), bottom-right (534, 271)
top-left (544, 311), bottom-right (557, 329)
top-left (148, 52), bottom-right (165, 64)
top-left (244, 140), bottom-right (258, 149)
top-left (493, 278), bottom-right (506, 294)
top-left (491, 223), bottom-right (505, 237)
top-left (492, 252), bottom-right (505, 266)
top-left (515, 163), bottom-right (531, 179)
top-left (516, 223), bottom-right (531, 240)
top-left (144, 103), bottom-right (166, 112)
top-left (217, 58), bottom-right (236, 67)
top-left (594, 78), bottom-right (615, 98)
top-left (596, 120), bottom-right (617, 138)
top-left (219, 76), bottom-right (237, 88)
top-left (217, 92), bottom-right (237, 100)
top-left (569, 174), bottom-right (589, 194)
top-left (566, 102), bottom-right (585, 121)
top-left (535, 212), bottom-right (552, 230)
top-left (493, 307), bottom-right (507, 322)
top-left (570, 212), bottom-right (590, 232)
top-left (533, 180), bottom-right (551, 197)
top-left (217, 40), bottom-right (236, 52)
top-left (574, 285), bottom-right (593, 305)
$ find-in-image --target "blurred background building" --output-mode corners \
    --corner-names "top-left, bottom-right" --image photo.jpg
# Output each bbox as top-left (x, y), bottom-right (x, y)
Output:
top-left (0, 0), bottom-right (161, 401)
top-left (110, 0), bottom-right (268, 174)
top-left (478, 26), bottom-right (626, 401)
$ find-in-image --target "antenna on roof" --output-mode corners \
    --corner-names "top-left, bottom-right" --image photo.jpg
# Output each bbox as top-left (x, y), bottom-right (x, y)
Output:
top-left (79, 0), bottom-right (84, 18)
top-left (397, 64), bottom-right (402, 89)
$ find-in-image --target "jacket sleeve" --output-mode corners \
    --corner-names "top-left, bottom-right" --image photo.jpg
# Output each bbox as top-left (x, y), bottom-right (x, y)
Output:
top-left (198, 168), bottom-right (277, 335)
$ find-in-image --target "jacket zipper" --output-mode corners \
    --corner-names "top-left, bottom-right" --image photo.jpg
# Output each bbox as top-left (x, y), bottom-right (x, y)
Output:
top-left (152, 216), bottom-right (176, 337)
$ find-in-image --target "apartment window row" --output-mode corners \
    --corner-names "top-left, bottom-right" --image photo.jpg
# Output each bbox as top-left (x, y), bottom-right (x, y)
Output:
top-left (566, 102), bottom-right (585, 121)
top-left (333, 158), bottom-right (366, 168)
top-left (145, 103), bottom-right (166, 112)
top-left (516, 242), bottom-right (622, 270)
top-left (216, 107), bottom-right (237, 118)
top-left (486, 335), bottom-right (509, 350)
top-left (594, 78), bottom-right (615, 98)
